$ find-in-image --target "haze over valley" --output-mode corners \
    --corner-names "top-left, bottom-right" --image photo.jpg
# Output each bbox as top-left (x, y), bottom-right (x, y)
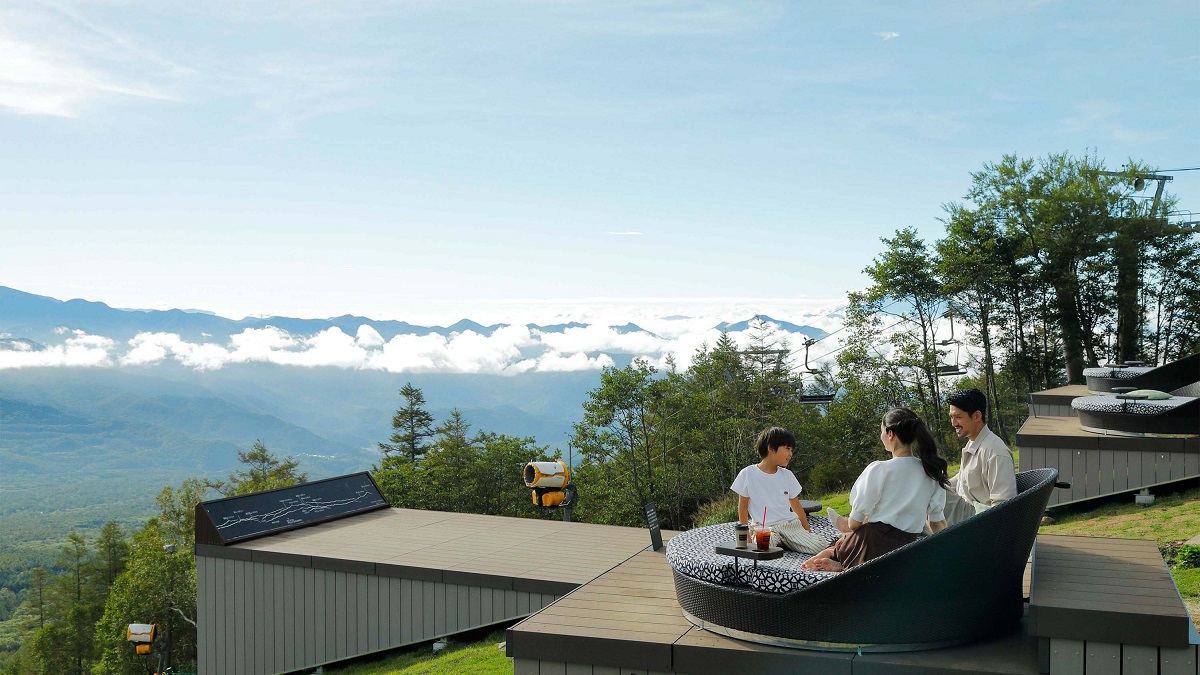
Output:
top-left (0, 285), bottom-right (839, 541)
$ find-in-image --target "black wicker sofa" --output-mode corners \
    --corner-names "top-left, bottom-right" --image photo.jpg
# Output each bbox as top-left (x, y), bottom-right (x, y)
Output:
top-left (670, 468), bottom-right (1059, 651)
top-left (1084, 353), bottom-right (1199, 394)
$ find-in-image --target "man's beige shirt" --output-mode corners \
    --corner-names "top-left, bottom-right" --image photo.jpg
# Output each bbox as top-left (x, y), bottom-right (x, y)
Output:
top-left (950, 425), bottom-right (1017, 506)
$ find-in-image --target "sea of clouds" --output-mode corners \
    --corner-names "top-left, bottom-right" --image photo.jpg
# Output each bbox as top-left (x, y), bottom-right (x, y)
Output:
top-left (0, 302), bottom-right (848, 375)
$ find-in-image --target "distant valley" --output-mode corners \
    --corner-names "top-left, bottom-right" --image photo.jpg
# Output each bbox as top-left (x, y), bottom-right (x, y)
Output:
top-left (0, 285), bottom-right (837, 544)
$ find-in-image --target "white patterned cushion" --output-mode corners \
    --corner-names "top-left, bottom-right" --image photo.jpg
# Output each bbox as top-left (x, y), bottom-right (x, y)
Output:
top-left (666, 518), bottom-right (843, 594)
top-left (1072, 394), bottom-right (1195, 415)
top-left (1083, 366), bottom-right (1152, 379)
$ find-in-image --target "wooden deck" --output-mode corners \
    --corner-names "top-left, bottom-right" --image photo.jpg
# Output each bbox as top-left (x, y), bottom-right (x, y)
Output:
top-left (200, 508), bottom-right (669, 592)
top-left (508, 546), bottom-right (1050, 674)
top-left (1029, 385), bottom-right (1093, 416)
top-left (1029, 535), bottom-right (1193, 647)
top-left (1018, 416), bottom-right (1200, 506)
top-left (196, 508), bottom-right (672, 675)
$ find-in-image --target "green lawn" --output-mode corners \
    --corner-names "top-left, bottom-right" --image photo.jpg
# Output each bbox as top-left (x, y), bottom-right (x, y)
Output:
top-left (327, 629), bottom-right (511, 675)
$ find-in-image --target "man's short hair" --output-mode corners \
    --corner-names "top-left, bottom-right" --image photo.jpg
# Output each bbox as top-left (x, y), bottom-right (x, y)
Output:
top-left (755, 427), bottom-right (796, 458)
top-left (947, 388), bottom-right (987, 418)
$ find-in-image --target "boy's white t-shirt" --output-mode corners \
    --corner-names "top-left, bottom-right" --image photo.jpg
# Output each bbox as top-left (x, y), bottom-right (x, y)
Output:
top-left (730, 464), bottom-right (802, 526)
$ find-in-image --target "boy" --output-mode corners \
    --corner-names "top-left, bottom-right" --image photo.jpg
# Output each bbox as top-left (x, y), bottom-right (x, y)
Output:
top-left (731, 427), bottom-right (820, 552)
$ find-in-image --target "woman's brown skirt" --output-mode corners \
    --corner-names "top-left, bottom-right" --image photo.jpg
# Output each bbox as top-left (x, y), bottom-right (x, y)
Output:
top-left (828, 521), bottom-right (919, 569)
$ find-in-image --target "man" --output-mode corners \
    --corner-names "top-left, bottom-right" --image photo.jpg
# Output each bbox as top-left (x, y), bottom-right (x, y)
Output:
top-left (941, 388), bottom-right (1017, 526)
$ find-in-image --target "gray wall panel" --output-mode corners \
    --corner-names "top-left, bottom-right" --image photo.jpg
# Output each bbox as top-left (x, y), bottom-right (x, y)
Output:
top-left (1084, 641), bottom-right (1120, 675)
top-left (456, 583), bottom-right (470, 629)
top-left (325, 570), bottom-right (337, 662)
top-left (197, 553), bottom-right (568, 675)
top-left (1159, 644), bottom-right (1197, 675)
top-left (253, 563), bottom-right (265, 675)
top-left (423, 581), bottom-right (436, 638)
top-left (1085, 449), bottom-right (1099, 500)
top-left (1124, 644), bottom-right (1158, 673)
top-left (400, 578), bottom-right (413, 645)
top-left (470, 581), bottom-right (484, 624)
top-left (357, 571), bottom-right (370, 654)
top-left (1049, 638), bottom-right (1083, 674)
top-left (335, 571), bottom-right (347, 660)
top-left (225, 558), bottom-right (236, 675)
top-left (435, 583), bottom-right (447, 636)
top-left (314, 569), bottom-right (327, 666)
top-left (304, 568), bottom-right (317, 667)
top-left (285, 565), bottom-right (297, 673)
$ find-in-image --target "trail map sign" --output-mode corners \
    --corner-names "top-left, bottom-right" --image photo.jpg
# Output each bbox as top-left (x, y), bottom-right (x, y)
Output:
top-left (195, 472), bottom-right (389, 546)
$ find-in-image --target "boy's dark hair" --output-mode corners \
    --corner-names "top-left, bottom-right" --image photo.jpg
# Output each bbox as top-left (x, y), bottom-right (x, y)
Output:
top-left (946, 388), bottom-right (987, 418)
top-left (755, 427), bottom-right (796, 458)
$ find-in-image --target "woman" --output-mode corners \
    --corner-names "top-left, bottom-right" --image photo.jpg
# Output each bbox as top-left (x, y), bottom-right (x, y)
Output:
top-left (801, 408), bottom-right (949, 572)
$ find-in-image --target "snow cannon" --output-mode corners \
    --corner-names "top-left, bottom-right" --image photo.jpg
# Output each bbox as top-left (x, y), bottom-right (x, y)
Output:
top-left (523, 460), bottom-right (577, 519)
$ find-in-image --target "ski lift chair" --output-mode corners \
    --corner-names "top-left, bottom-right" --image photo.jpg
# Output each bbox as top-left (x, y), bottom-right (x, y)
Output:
top-left (936, 313), bottom-right (967, 377)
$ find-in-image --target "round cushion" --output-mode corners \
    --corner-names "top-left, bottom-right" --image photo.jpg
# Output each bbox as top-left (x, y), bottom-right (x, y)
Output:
top-left (666, 518), bottom-right (843, 594)
top-left (1082, 366), bottom-right (1152, 379)
top-left (1072, 394), bottom-right (1192, 415)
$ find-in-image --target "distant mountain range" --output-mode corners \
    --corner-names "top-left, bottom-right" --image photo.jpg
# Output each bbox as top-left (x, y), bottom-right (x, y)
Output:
top-left (0, 285), bottom-right (838, 538)
top-left (0, 286), bottom-right (826, 346)
top-left (1, 286), bottom-right (674, 344)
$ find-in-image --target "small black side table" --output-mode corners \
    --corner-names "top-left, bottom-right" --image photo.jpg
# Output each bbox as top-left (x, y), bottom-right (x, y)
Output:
top-left (715, 542), bottom-right (784, 576)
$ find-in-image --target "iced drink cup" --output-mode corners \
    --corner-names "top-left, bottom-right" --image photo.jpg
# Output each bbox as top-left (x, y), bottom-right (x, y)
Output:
top-left (755, 526), bottom-right (772, 551)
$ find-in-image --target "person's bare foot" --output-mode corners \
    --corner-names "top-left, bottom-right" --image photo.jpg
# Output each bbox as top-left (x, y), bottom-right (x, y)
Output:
top-left (827, 507), bottom-right (850, 533)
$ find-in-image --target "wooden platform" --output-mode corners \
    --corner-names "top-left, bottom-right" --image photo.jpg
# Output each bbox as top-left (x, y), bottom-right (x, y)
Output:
top-left (1030, 385), bottom-right (1093, 416)
top-left (199, 508), bottom-right (669, 593)
top-left (1018, 416), bottom-right (1200, 506)
top-left (1029, 535), bottom-right (1193, 647)
top-left (509, 547), bottom-right (1050, 674)
top-left (196, 508), bottom-right (672, 675)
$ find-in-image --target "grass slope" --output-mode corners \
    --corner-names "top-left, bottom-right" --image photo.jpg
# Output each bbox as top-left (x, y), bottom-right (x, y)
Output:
top-left (327, 629), bottom-right (510, 675)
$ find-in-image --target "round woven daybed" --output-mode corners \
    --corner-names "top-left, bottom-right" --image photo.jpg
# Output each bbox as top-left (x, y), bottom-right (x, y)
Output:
top-left (1072, 393), bottom-right (1199, 436)
top-left (668, 468), bottom-right (1059, 652)
top-left (1084, 353), bottom-right (1199, 394)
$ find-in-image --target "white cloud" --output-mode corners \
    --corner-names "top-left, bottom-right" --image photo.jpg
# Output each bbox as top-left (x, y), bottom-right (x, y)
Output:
top-left (3, 309), bottom-right (847, 375)
top-left (0, 7), bottom-right (180, 118)
top-left (875, 31), bottom-right (900, 41)
top-left (606, 231), bottom-right (643, 236)
top-left (356, 324), bottom-right (385, 347)
top-left (0, 331), bottom-right (113, 368)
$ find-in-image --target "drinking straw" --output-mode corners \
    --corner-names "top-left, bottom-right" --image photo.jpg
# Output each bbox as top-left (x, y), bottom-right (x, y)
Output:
top-left (762, 507), bottom-right (768, 528)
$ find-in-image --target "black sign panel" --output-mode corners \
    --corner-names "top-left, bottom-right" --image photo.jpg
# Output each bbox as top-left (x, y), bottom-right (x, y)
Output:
top-left (195, 472), bottom-right (389, 546)
top-left (644, 501), bottom-right (663, 551)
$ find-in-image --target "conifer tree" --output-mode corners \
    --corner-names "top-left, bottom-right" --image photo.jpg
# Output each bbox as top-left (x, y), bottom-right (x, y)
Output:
top-left (379, 382), bottom-right (436, 464)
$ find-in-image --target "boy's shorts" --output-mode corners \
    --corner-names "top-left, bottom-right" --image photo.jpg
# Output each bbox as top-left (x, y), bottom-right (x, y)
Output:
top-left (773, 518), bottom-right (827, 555)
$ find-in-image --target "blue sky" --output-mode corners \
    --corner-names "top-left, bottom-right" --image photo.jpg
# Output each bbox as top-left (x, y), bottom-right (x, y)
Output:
top-left (1, 0), bottom-right (1197, 323)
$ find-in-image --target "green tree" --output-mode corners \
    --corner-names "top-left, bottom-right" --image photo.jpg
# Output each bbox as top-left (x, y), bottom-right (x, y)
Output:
top-left (421, 409), bottom-right (481, 512)
top-left (856, 227), bottom-right (954, 447)
top-left (571, 360), bottom-right (659, 519)
top-left (93, 520), bottom-right (196, 675)
top-left (966, 152), bottom-right (1122, 382)
top-left (474, 432), bottom-right (557, 518)
top-left (91, 522), bottom-right (129, 594)
top-left (204, 440), bottom-right (307, 498)
top-left (379, 382), bottom-right (436, 464)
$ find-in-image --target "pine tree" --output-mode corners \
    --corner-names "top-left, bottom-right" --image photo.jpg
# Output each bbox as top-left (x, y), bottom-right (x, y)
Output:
top-left (379, 382), bottom-right (436, 464)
